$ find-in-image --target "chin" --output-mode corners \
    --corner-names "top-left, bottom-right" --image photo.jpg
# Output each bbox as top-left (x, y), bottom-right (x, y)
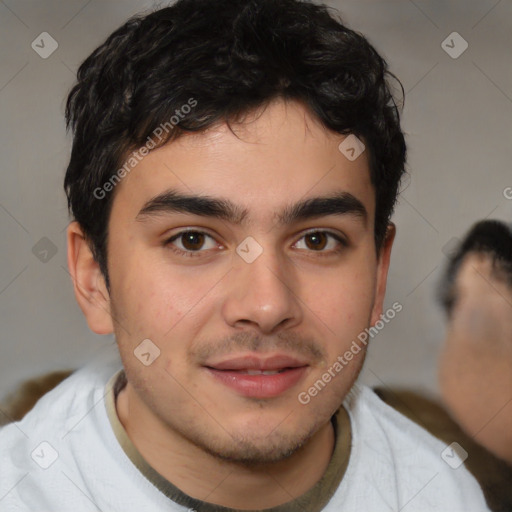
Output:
top-left (198, 432), bottom-right (308, 466)
top-left (185, 415), bottom-right (321, 467)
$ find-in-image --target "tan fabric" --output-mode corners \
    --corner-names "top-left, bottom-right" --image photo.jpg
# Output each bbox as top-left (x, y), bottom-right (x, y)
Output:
top-left (0, 370), bottom-right (73, 426)
top-left (105, 369), bottom-right (352, 512)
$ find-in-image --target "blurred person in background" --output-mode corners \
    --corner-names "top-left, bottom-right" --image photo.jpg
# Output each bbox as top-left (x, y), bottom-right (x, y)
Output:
top-left (437, 219), bottom-right (512, 464)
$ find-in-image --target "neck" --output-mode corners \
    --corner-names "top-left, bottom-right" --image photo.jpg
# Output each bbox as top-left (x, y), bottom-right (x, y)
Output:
top-left (116, 381), bottom-right (337, 509)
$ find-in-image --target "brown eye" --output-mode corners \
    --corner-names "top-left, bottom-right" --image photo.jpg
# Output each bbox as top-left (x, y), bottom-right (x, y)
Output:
top-left (165, 230), bottom-right (218, 256)
top-left (181, 232), bottom-right (206, 251)
top-left (294, 230), bottom-right (347, 254)
top-left (305, 232), bottom-right (328, 250)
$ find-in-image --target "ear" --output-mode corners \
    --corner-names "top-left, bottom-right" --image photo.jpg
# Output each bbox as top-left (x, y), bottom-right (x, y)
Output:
top-left (370, 223), bottom-right (396, 326)
top-left (66, 221), bottom-right (114, 335)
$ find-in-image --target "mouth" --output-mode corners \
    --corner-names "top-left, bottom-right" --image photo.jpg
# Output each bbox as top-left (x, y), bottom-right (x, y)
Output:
top-left (224, 369), bottom-right (289, 375)
top-left (204, 354), bottom-right (309, 398)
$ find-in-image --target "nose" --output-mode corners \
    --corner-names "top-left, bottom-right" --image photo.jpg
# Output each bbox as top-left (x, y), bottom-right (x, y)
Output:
top-left (222, 248), bottom-right (303, 335)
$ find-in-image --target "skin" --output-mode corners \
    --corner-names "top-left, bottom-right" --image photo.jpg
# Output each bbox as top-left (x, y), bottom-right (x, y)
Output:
top-left (439, 252), bottom-right (512, 464)
top-left (67, 98), bottom-right (395, 509)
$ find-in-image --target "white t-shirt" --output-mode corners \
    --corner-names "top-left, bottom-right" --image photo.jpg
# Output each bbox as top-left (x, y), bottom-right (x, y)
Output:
top-left (0, 344), bottom-right (490, 511)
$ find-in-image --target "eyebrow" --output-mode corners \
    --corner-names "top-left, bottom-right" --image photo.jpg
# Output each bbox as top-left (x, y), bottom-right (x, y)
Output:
top-left (135, 189), bottom-right (367, 226)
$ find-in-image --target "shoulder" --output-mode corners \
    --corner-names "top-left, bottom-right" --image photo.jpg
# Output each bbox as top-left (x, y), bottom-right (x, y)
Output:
top-left (336, 384), bottom-right (491, 511)
top-left (0, 344), bottom-right (123, 507)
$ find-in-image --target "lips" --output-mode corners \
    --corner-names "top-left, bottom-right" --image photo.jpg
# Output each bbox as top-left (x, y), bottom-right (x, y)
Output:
top-left (204, 354), bottom-right (309, 398)
top-left (205, 354), bottom-right (308, 372)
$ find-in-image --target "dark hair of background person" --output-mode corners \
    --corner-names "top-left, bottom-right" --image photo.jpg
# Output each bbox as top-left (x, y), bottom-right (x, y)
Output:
top-left (64, 0), bottom-right (407, 291)
top-left (437, 219), bottom-right (512, 317)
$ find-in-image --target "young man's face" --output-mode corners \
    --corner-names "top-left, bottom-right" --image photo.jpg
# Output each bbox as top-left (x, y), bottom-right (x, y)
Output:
top-left (72, 98), bottom-right (393, 464)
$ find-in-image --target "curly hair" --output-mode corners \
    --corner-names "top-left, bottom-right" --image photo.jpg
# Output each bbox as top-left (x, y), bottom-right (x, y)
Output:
top-left (64, 0), bottom-right (407, 290)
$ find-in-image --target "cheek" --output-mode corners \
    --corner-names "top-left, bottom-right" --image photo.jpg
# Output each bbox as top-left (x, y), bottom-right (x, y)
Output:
top-left (303, 267), bottom-right (376, 349)
top-left (315, 265), bottom-right (374, 314)
top-left (114, 257), bottom-right (208, 322)
top-left (439, 340), bottom-right (506, 435)
top-left (439, 336), bottom-right (479, 397)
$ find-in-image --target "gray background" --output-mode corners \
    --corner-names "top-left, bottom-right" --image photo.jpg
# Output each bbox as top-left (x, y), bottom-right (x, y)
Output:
top-left (1, 0), bottom-right (511, 401)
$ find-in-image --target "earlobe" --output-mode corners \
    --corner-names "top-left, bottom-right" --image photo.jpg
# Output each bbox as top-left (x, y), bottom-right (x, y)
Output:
top-left (370, 223), bottom-right (396, 326)
top-left (66, 221), bottom-right (114, 335)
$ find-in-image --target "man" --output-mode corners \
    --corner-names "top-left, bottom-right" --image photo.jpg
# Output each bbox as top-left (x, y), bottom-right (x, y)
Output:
top-left (438, 219), bottom-right (512, 465)
top-left (0, 0), bottom-right (490, 510)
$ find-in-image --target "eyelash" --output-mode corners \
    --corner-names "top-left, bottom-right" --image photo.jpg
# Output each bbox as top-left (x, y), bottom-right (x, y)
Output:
top-left (163, 229), bottom-right (348, 258)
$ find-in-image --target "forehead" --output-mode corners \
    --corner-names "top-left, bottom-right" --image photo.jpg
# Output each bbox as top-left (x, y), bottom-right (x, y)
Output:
top-left (457, 253), bottom-right (493, 282)
top-left (110, 99), bottom-right (375, 225)
top-left (453, 252), bottom-right (505, 304)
